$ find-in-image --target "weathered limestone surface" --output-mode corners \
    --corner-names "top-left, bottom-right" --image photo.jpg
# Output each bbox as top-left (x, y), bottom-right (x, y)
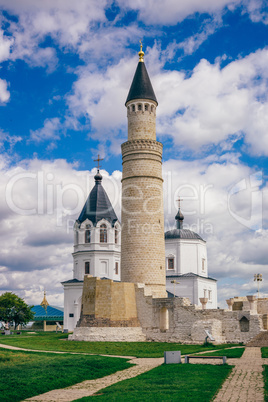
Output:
top-left (70, 327), bottom-right (146, 342)
top-left (77, 276), bottom-right (140, 328)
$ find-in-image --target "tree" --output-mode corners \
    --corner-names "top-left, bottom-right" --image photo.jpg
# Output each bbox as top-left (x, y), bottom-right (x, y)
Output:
top-left (0, 292), bottom-right (35, 329)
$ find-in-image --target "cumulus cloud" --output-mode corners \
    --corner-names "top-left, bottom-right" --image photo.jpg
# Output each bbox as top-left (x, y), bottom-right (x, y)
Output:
top-left (66, 45), bottom-right (268, 157)
top-left (0, 30), bottom-right (13, 62)
top-left (30, 118), bottom-right (62, 143)
top-left (0, 78), bottom-right (10, 103)
top-left (117, 0), bottom-right (240, 25)
top-left (0, 152), bottom-right (267, 307)
top-left (1, 156), bottom-right (122, 305)
top-left (178, 14), bottom-right (223, 55)
top-left (155, 47), bottom-right (268, 156)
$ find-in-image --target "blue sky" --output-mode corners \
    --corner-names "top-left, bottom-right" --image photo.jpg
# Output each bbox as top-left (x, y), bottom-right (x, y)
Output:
top-left (0, 0), bottom-right (267, 307)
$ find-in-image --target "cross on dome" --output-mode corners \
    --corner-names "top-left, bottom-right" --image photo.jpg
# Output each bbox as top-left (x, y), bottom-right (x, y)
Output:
top-left (94, 154), bottom-right (104, 171)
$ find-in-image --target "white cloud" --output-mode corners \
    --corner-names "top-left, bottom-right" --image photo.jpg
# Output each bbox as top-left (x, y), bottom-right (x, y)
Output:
top-left (178, 14), bottom-right (223, 55)
top-left (0, 153), bottom-right (267, 307)
top-left (30, 118), bottom-right (62, 143)
top-left (0, 78), bottom-right (10, 103)
top-left (0, 30), bottom-right (13, 62)
top-left (117, 0), bottom-right (241, 25)
top-left (0, 156), bottom-right (122, 305)
top-left (67, 45), bottom-right (268, 157)
top-left (155, 47), bottom-right (268, 155)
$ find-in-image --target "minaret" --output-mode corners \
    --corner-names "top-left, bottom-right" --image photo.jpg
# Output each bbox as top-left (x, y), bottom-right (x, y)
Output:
top-left (121, 43), bottom-right (166, 297)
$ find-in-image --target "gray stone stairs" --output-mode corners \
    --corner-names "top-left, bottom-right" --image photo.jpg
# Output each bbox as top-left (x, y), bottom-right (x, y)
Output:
top-left (247, 331), bottom-right (268, 347)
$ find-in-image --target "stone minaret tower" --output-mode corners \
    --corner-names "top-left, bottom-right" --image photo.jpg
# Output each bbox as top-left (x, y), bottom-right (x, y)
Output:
top-left (121, 44), bottom-right (166, 298)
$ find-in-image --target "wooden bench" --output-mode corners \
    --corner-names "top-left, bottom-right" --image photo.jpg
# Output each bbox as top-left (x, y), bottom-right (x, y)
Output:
top-left (184, 355), bottom-right (227, 364)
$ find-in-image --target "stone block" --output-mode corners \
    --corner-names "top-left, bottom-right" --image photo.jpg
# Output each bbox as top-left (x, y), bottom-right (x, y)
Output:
top-left (164, 351), bottom-right (181, 364)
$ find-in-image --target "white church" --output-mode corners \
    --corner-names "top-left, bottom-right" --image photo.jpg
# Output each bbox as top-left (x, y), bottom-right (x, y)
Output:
top-left (62, 168), bottom-right (217, 331)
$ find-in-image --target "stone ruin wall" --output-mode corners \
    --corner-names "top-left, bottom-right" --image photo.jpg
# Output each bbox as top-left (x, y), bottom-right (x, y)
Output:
top-left (135, 285), bottom-right (264, 344)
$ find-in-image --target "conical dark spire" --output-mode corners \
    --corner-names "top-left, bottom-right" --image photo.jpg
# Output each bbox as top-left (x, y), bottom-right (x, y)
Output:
top-left (78, 171), bottom-right (118, 226)
top-left (125, 51), bottom-right (157, 105)
top-left (175, 208), bottom-right (184, 229)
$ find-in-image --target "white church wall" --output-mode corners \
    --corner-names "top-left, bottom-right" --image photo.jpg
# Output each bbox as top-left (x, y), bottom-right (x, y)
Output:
top-left (63, 283), bottom-right (83, 331)
top-left (166, 276), bottom-right (217, 309)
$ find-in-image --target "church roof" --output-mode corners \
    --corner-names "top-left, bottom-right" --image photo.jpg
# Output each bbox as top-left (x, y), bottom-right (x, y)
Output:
top-left (166, 273), bottom-right (217, 281)
top-left (126, 61), bottom-right (157, 105)
top-left (77, 171), bottom-right (118, 227)
top-left (31, 305), bottom-right (64, 321)
top-left (166, 205), bottom-right (205, 241)
top-left (165, 228), bottom-right (205, 241)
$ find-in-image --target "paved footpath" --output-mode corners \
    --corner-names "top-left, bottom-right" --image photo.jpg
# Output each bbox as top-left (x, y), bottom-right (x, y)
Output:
top-left (214, 347), bottom-right (265, 402)
top-left (23, 357), bottom-right (164, 402)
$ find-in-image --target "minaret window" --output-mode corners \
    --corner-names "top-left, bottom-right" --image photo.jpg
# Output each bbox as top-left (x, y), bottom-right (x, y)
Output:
top-left (100, 224), bottom-right (107, 243)
top-left (85, 225), bottom-right (91, 243)
top-left (85, 261), bottom-right (90, 274)
top-left (115, 228), bottom-right (119, 244)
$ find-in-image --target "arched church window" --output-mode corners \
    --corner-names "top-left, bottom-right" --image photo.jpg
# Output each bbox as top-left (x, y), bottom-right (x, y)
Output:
top-left (100, 224), bottom-right (107, 243)
top-left (85, 226), bottom-right (91, 243)
top-left (132, 105), bottom-right (135, 112)
top-left (167, 258), bottom-right (174, 270)
top-left (138, 104), bottom-right (142, 111)
top-left (115, 227), bottom-right (119, 244)
top-left (85, 261), bottom-right (90, 275)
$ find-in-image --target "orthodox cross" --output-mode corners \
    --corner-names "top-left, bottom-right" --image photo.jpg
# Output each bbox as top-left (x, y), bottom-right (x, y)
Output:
top-left (94, 154), bottom-right (104, 170)
top-left (177, 197), bottom-right (183, 209)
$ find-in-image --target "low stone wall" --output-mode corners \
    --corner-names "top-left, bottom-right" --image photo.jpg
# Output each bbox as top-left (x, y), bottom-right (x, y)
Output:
top-left (70, 327), bottom-right (146, 342)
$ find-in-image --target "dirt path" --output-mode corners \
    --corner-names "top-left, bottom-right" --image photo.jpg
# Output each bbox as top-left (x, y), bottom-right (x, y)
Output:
top-left (214, 347), bottom-right (265, 402)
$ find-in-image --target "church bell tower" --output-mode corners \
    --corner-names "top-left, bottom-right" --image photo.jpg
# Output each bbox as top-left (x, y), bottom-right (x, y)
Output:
top-left (121, 44), bottom-right (166, 297)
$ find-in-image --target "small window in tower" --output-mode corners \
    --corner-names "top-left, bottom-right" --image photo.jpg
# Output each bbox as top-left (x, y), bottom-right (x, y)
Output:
top-left (168, 258), bottom-right (174, 270)
top-left (115, 262), bottom-right (119, 275)
top-left (132, 104), bottom-right (135, 112)
top-left (100, 224), bottom-right (107, 243)
top-left (151, 105), bottom-right (154, 112)
top-left (145, 104), bottom-right (148, 111)
top-left (69, 313), bottom-right (74, 318)
top-left (138, 104), bottom-right (142, 111)
top-left (115, 227), bottom-right (119, 244)
top-left (85, 229), bottom-right (91, 243)
top-left (76, 231), bottom-right (79, 245)
top-left (208, 290), bottom-right (212, 301)
top-left (85, 261), bottom-right (90, 275)
top-left (202, 258), bottom-right (205, 271)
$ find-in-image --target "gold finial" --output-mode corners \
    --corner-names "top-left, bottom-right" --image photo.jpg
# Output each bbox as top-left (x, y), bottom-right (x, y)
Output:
top-left (138, 40), bottom-right (144, 62)
top-left (94, 154), bottom-right (104, 171)
top-left (41, 289), bottom-right (49, 313)
top-left (177, 197), bottom-right (183, 209)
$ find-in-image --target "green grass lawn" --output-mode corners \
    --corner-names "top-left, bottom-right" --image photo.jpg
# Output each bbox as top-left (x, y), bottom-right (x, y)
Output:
top-left (264, 365), bottom-right (268, 402)
top-left (0, 332), bottom-right (242, 358)
top-left (75, 364), bottom-right (233, 401)
top-left (0, 348), bottom-right (132, 402)
top-left (262, 348), bottom-right (268, 358)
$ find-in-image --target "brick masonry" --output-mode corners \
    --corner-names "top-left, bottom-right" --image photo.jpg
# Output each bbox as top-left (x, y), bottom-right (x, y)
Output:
top-left (121, 100), bottom-right (166, 298)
